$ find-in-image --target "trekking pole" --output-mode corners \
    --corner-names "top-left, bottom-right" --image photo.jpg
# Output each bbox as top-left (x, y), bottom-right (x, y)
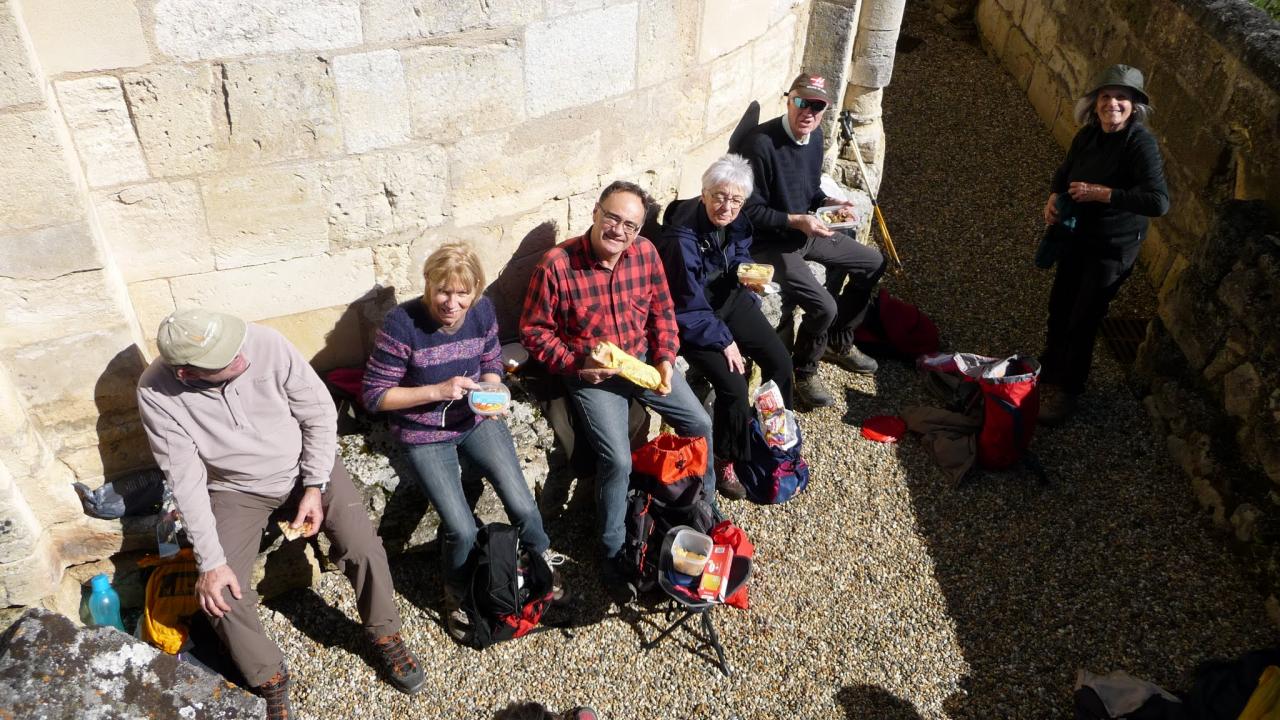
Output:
top-left (840, 112), bottom-right (905, 274)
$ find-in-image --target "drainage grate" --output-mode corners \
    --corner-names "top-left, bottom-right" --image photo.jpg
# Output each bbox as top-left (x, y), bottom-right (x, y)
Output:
top-left (1099, 316), bottom-right (1149, 366)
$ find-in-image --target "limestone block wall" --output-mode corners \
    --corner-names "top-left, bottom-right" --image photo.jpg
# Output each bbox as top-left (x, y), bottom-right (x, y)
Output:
top-left (972, 0), bottom-right (1280, 603)
top-left (0, 0), bottom-right (817, 607)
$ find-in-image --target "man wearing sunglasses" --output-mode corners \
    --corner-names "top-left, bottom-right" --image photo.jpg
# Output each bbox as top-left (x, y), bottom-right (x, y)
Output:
top-left (520, 181), bottom-right (716, 606)
top-left (136, 308), bottom-right (424, 717)
top-left (741, 72), bottom-right (887, 410)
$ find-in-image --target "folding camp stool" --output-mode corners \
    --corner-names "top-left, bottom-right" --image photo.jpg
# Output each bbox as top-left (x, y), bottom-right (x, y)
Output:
top-left (639, 526), bottom-right (752, 677)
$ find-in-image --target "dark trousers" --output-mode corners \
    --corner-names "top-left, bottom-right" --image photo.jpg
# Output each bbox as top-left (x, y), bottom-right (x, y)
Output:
top-left (683, 288), bottom-right (794, 463)
top-left (1041, 234), bottom-right (1141, 395)
top-left (755, 233), bottom-right (886, 377)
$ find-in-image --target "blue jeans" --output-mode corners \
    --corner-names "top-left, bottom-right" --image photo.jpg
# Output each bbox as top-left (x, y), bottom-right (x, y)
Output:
top-left (568, 370), bottom-right (715, 558)
top-left (403, 419), bottom-right (549, 598)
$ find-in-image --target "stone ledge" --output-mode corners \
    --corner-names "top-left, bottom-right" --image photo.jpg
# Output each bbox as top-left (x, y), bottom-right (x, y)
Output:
top-left (1173, 0), bottom-right (1280, 91)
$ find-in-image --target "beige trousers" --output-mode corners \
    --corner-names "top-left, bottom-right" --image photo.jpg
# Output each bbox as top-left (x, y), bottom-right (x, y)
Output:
top-left (207, 458), bottom-right (401, 686)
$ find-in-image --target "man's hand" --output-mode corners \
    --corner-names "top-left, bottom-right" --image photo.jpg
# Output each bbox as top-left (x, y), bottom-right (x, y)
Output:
top-left (723, 342), bottom-right (746, 375)
top-left (788, 213), bottom-right (833, 238)
top-left (579, 354), bottom-right (621, 385)
top-left (291, 487), bottom-right (324, 539)
top-left (655, 360), bottom-right (674, 396)
top-left (432, 376), bottom-right (480, 401)
top-left (1043, 193), bottom-right (1059, 225)
top-left (195, 564), bottom-right (242, 619)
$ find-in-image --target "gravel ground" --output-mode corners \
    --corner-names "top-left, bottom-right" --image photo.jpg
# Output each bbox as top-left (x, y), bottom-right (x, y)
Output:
top-left (257, 10), bottom-right (1275, 719)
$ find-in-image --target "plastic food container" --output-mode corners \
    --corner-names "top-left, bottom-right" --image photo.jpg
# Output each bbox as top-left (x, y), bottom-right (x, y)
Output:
top-left (468, 382), bottom-right (510, 416)
top-left (815, 205), bottom-right (858, 229)
top-left (736, 263), bottom-right (775, 284)
top-left (671, 529), bottom-right (713, 576)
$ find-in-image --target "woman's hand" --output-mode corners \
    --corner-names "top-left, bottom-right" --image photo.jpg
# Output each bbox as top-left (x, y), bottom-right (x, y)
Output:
top-left (723, 342), bottom-right (746, 375)
top-left (1068, 182), bottom-right (1112, 204)
top-left (1043, 193), bottom-right (1059, 225)
top-left (432, 376), bottom-right (479, 402)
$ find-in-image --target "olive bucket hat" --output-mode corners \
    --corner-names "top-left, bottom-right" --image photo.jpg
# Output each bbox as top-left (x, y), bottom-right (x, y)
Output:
top-left (1087, 64), bottom-right (1149, 105)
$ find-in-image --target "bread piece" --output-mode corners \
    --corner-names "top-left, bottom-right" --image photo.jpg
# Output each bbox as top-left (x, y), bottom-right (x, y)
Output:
top-left (591, 341), bottom-right (662, 390)
top-left (277, 519), bottom-right (313, 541)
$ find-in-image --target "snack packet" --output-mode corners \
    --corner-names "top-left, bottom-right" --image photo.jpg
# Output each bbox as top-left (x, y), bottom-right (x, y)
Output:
top-left (591, 341), bottom-right (662, 391)
top-left (752, 380), bottom-right (786, 415)
top-left (761, 408), bottom-right (799, 450)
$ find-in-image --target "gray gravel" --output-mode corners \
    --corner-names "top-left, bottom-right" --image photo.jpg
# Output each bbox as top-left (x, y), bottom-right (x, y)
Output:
top-left (255, 9), bottom-right (1275, 719)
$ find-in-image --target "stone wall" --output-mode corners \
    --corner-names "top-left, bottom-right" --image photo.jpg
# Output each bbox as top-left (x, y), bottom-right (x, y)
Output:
top-left (971, 0), bottom-right (1280, 607)
top-left (0, 0), bottom-right (814, 609)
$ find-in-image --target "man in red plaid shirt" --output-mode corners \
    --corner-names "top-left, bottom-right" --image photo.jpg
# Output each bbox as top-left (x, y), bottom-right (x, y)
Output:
top-left (520, 180), bottom-right (716, 605)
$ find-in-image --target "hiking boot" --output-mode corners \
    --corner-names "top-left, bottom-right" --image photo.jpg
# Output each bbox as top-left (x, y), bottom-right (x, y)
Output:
top-left (543, 548), bottom-right (568, 603)
top-left (372, 632), bottom-right (425, 695)
top-left (1038, 385), bottom-right (1079, 426)
top-left (600, 557), bottom-right (637, 607)
top-left (442, 593), bottom-right (473, 644)
top-left (794, 375), bottom-right (834, 410)
top-left (823, 344), bottom-right (879, 374)
top-left (255, 669), bottom-right (292, 720)
top-left (714, 459), bottom-right (747, 501)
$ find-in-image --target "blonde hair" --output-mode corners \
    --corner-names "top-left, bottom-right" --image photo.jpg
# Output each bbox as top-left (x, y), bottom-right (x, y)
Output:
top-left (422, 242), bottom-right (485, 296)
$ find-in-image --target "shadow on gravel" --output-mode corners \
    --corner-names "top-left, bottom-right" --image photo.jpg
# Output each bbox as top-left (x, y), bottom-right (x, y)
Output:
top-left (856, 6), bottom-right (1277, 718)
top-left (835, 684), bottom-right (926, 720)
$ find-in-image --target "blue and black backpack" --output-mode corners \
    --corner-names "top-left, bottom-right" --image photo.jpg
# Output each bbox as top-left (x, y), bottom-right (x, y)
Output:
top-left (734, 419), bottom-right (810, 504)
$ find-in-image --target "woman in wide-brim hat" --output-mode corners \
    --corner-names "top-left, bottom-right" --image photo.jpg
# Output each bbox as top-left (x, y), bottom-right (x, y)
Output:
top-left (1037, 63), bottom-right (1170, 424)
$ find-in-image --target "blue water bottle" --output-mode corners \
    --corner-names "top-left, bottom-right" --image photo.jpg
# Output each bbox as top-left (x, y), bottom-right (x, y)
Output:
top-left (88, 574), bottom-right (126, 631)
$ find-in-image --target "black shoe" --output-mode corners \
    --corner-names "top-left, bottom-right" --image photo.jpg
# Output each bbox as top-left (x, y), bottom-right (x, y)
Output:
top-left (600, 557), bottom-right (637, 607)
top-left (823, 345), bottom-right (878, 374)
top-left (372, 632), bottom-right (425, 694)
top-left (255, 669), bottom-right (293, 720)
top-left (795, 376), bottom-right (834, 410)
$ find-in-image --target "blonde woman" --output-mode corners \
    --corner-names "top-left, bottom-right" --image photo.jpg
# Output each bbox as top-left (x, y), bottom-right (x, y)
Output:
top-left (362, 242), bottom-right (558, 642)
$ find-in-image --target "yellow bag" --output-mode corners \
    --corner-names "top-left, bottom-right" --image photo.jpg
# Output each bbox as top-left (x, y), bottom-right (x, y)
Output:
top-left (138, 549), bottom-right (200, 654)
top-left (1239, 665), bottom-right (1280, 720)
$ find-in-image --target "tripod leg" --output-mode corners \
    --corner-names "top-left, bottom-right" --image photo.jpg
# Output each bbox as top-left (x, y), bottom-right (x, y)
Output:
top-left (641, 611), bottom-right (698, 651)
top-left (701, 612), bottom-right (732, 677)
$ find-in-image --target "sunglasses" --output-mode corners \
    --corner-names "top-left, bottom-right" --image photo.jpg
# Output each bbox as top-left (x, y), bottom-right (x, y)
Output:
top-left (791, 97), bottom-right (828, 113)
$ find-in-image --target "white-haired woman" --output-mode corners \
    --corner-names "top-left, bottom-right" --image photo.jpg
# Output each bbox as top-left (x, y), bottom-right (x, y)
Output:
top-left (1039, 64), bottom-right (1169, 424)
top-left (656, 154), bottom-right (795, 499)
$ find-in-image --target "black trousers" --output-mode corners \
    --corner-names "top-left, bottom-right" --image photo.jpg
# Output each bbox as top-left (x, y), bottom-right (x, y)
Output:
top-left (1041, 233), bottom-right (1141, 395)
top-left (755, 233), bottom-right (886, 378)
top-left (683, 288), bottom-right (794, 463)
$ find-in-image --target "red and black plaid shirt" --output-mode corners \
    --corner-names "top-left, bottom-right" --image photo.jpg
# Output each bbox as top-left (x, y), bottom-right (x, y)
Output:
top-left (520, 231), bottom-right (679, 376)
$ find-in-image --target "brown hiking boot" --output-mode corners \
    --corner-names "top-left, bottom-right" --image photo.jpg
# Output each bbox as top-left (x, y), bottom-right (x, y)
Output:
top-left (714, 459), bottom-right (747, 500)
top-left (1038, 385), bottom-right (1079, 426)
top-left (372, 632), bottom-right (425, 695)
top-left (255, 669), bottom-right (292, 720)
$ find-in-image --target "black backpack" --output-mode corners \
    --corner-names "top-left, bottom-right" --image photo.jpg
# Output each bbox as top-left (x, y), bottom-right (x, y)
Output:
top-left (459, 523), bottom-right (555, 649)
top-left (621, 473), bottom-right (716, 593)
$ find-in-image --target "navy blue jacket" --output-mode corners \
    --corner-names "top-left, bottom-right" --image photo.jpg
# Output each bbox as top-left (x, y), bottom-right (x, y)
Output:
top-left (655, 199), bottom-right (757, 351)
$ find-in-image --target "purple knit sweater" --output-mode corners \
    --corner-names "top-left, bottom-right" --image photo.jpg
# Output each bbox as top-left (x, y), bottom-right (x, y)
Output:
top-left (362, 296), bottom-right (503, 445)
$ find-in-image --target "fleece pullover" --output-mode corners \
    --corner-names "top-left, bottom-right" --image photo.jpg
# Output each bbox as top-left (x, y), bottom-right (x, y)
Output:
top-left (136, 325), bottom-right (338, 572)
top-left (741, 116), bottom-right (829, 251)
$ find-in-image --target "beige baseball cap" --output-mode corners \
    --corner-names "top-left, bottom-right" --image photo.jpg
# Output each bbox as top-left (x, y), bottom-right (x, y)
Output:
top-left (156, 309), bottom-right (247, 369)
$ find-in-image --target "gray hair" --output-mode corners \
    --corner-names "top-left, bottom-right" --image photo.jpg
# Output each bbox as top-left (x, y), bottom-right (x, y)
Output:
top-left (1073, 89), bottom-right (1153, 127)
top-left (700, 153), bottom-right (754, 197)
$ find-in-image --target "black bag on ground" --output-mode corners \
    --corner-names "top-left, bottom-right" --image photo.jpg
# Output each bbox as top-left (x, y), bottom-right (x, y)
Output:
top-left (621, 474), bottom-right (716, 594)
top-left (460, 523), bottom-right (556, 649)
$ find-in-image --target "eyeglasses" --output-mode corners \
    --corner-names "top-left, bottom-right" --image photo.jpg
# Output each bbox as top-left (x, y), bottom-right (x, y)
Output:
top-left (791, 96), bottom-right (828, 114)
top-left (598, 209), bottom-right (641, 237)
top-left (707, 192), bottom-right (745, 208)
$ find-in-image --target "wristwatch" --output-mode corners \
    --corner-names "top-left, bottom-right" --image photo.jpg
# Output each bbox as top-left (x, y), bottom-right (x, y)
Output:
top-left (308, 482), bottom-right (328, 495)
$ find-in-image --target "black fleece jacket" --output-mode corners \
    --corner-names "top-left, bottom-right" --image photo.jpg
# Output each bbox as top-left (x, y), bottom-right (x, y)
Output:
top-left (1050, 121), bottom-right (1170, 241)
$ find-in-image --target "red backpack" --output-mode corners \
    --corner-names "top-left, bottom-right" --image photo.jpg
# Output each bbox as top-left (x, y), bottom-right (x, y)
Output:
top-left (854, 289), bottom-right (940, 360)
top-left (973, 356), bottom-right (1041, 471)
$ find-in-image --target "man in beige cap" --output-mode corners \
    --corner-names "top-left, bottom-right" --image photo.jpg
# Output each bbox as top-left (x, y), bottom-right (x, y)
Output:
top-left (136, 308), bottom-right (423, 718)
top-left (741, 71), bottom-right (887, 410)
